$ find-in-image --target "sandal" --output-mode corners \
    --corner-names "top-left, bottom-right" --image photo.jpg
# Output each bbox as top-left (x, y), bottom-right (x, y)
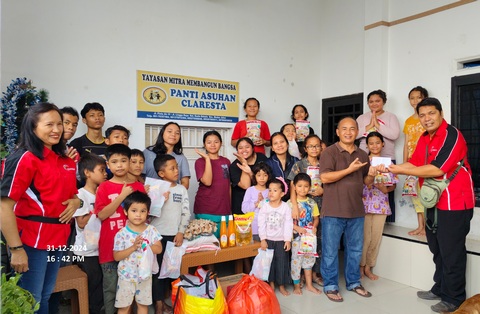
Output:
top-left (313, 277), bottom-right (324, 287)
top-left (349, 285), bottom-right (372, 298)
top-left (325, 290), bottom-right (344, 302)
top-left (163, 303), bottom-right (173, 314)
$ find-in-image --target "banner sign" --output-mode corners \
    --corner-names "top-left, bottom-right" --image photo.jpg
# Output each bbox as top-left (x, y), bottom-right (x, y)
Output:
top-left (137, 70), bottom-right (239, 123)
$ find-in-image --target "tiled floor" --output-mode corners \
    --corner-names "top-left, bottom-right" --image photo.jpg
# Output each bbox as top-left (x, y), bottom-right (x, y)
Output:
top-left (60, 260), bottom-right (438, 314)
top-left (276, 276), bottom-right (435, 314)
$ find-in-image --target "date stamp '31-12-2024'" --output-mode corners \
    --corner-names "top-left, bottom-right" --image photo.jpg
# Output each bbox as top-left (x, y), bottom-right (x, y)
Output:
top-left (46, 244), bottom-right (86, 263)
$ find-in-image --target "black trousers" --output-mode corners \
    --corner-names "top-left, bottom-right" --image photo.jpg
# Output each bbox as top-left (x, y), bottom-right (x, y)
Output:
top-left (77, 256), bottom-right (104, 314)
top-left (152, 235), bottom-right (175, 302)
top-left (425, 207), bottom-right (473, 307)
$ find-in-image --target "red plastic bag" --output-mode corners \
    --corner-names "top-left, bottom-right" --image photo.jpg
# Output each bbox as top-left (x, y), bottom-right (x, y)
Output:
top-left (227, 274), bottom-right (280, 314)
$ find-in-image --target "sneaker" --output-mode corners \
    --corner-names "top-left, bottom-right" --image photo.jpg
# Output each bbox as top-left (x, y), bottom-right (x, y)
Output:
top-left (417, 290), bottom-right (441, 300)
top-left (431, 301), bottom-right (458, 313)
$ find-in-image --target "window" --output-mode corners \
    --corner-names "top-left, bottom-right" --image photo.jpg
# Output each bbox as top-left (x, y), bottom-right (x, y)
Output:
top-left (451, 73), bottom-right (480, 207)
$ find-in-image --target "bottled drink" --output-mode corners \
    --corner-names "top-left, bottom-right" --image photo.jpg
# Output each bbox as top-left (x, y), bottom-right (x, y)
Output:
top-left (228, 214), bottom-right (236, 247)
top-left (220, 216), bottom-right (228, 248)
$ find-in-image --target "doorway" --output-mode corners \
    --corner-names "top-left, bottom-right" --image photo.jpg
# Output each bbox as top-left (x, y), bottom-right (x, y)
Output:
top-left (451, 73), bottom-right (480, 207)
top-left (321, 93), bottom-right (364, 145)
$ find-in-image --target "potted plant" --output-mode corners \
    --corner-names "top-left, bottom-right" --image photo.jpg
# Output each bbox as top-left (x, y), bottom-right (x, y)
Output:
top-left (1, 271), bottom-right (39, 314)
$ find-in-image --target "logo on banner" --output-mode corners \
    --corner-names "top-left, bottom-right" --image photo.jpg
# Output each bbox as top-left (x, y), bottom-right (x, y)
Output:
top-left (143, 87), bottom-right (167, 105)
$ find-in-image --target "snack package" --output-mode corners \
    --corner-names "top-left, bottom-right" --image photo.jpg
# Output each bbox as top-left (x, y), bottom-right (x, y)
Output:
top-left (295, 120), bottom-right (310, 142)
top-left (374, 173), bottom-right (394, 186)
top-left (298, 227), bottom-right (318, 257)
top-left (402, 175), bottom-right (419, 196)
top-left (306, 166), bottom-right (321, 193)
top-left (246, 120), bottom-right (261, 143)
top-left (233, 212), bottom-right (254, 246)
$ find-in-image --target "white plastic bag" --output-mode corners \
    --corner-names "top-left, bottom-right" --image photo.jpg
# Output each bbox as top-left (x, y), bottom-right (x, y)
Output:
top-left (250, 248), bottom-right (274, 281)
top-left (145, 177), bottom-right (171, 217)
top-left (83, 213), bottom-right (101, 251)
top-left (159, 241), bottom-right (186, 279)
top-left (139, 245), bottom-right (159, 281)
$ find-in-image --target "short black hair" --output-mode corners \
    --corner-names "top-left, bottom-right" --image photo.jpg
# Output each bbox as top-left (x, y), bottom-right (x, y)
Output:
top-left (80, 102), bottom-right (105, 118)
top-left (293, 173), bottom-right (311, 186)
top-left (105, 144), bottom-right (131, 160)
top-left (154, 154), bottom-right (175, 173)
top-left (78, 153), bottom-right (106, 181)
top-left (105, 125), bottom-right (130, 139)
top-left (123, 191), bottom-right (151, 212)
top-left (60, 106), bottom-right (79, 118)
top-left (131, 149), bottom-right (145, 160)
top-left (416, 97), bottom-right (443, 114)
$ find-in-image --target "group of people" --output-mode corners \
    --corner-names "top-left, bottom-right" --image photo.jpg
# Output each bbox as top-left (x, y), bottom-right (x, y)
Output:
top-left (0, 87), bottom-right (474, 314)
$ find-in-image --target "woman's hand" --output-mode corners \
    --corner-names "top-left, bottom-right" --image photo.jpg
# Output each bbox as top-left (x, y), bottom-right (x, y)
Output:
top-left (66, 146), bottom-right (78, 161)
top-left (284, 241), bottom-right (291, 252)
top-left (367, 111), bottom-right (380, 131)
top-left (233, 152), bottom-right (247, 165)
top-left (194, 148), bottom-right (209, 159)
top-left (10, 249), bottom-right (29, 273)
top-left (60, 197), bottom-right (81, 223)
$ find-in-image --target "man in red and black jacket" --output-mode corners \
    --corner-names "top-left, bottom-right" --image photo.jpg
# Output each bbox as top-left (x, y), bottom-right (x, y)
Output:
top-left (377, 97), bottom-right (474, 313)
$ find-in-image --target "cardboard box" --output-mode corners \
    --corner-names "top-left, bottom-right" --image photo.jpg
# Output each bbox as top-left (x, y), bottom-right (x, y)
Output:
top-left (218, 273), bottom-right (246, 297)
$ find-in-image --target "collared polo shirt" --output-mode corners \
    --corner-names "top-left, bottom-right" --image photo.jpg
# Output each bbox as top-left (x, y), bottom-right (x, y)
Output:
top-left (319, 142), bottom-right (370, 218)
top-left (409, 119), bottom-right (474, 210)
top-left (1, 147), bottom-right (78, 249)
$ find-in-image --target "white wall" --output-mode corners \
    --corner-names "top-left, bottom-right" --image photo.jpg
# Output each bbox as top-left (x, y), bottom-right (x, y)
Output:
top-left (2, 0), bottom-right (479, 234)
top-left (0, 0), bottom-right (323, 156)
top-left (319, 0), bottom-right (366, 98)
top-left (385, 1), bottom-right (480, 232)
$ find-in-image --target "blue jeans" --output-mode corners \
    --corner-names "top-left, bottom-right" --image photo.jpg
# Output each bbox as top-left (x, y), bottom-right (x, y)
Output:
top-left (321, 216), bottom-right (364, 292)
top-left (18, 245), bottom-right (63, 314)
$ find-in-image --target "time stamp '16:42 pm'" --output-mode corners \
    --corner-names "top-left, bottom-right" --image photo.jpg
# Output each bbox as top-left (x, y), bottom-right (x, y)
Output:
top-left (46, 244), bottom-right (87, 263)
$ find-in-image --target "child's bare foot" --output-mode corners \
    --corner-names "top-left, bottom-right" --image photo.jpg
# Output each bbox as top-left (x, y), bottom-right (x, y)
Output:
top-left (360, 265), bottom-right (365, 279)
top-left (408, 228), bottom-right (420, 235)
top-left (365, 266), bottom-right (379, 280)
top-left (416, 228), bottom-right (425, 236)
top-left (305, 284), bottom-right (321, 294)
top-left (155, 301), bottom-right (173, 314)
top-left (269, 281), bottom-right (275, 291)
top-left (279, 285), bottom-right (290, 296)
top-left (293, 284), bottom-right (302, 295)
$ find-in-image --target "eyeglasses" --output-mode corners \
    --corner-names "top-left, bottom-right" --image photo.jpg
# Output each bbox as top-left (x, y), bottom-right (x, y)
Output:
top-left (306, 145), bottom-right (322, 149)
